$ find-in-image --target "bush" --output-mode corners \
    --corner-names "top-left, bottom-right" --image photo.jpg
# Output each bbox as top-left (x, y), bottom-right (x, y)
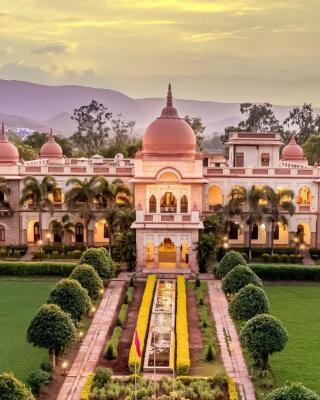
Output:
top-left (124, 287), bottom-right (133, 304)
top-left (128, 275), bottom-right (156, 373)
top-left (80, 247), bottom-right (115, 279)
top-left (26, 369), bottom-right (51, 394)
top-left (229, 284), bottom-right (270, 320)
top-left (279, 254), bottom-right (289, 263)
top-left (262, 253), bottom-right (271, 263)
top-left (266, 382), bottom-right (320, 400)
top-left (69, 264), bottom-right (103, 299)
top-left (80, 373), bottom-right (94, 400)
top-left (250, 264), bottom-right (320, 280)
top-left (116, 304), bottom-right (128, 327)
top-left (93, 367), bottom-right (112, 389)
top-left (40, 362), bottom-right (53, 374)
top-left (0, 261), bottom-right (76, 276)
top-left (47, 278), bottom-right (91, 321)
top-left (104, 326), bottom-right (122, 359)
top-left (271, 253), bottom-right (281, 263)
top-left (215, 250), bottom-right (247, 278)
top-left (0, 372), bottom-right (35, 400)
top-left (222, 265), bottom-right (262, 294)
top-left (176, 276), bottom-right (190, 375)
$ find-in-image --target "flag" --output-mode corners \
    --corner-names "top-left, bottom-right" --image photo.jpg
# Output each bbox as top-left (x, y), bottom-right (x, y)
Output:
top-left (134, 329), bottom-right (142, 358)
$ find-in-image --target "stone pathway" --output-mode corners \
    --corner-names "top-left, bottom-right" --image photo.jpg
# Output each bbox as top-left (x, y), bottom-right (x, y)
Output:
top-left (207, 280), bottom-right (256, 400)
top-left (56, 279), bottom-right (125, 400)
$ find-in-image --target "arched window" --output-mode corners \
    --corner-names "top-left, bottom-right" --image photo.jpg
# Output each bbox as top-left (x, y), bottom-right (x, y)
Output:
top-left (34, 222), bottom-right (40, 242)
top-left (252, 224), bottom-right (259, 240)
top-left (297, 187), bottom-right (312, 205)
top-left (273, 224), bottom-right (280, 240)
top-left (0, 225), bottom-right (5, 241)
top-left (160, 192), bottom-right (177, 213)
top-left (149, 195), bottom-right (156, 213)
top-left (180, 195), bottom-right (188, 213)
top-left (75, 222), bottom-right (84, 243)
top-left (207, 185), bottom-right (223, 207)
top-left (228, 222), bottom-right (239, 240)
top-left (0, 192), bottom-right (4, 202)
top-left (104, 223), bottom-right (109, 239)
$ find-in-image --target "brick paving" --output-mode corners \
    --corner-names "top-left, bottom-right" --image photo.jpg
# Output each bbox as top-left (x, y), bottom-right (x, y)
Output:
top-left (56, 279), bottom-right (125, 400)
top-left (207, 280), bottom-right (256, 400)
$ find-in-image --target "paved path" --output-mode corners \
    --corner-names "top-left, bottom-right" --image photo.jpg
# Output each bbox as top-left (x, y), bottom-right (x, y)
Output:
top-left (56, 279), bottom-right (125, 400)
top-left (207, 280), bottom-right (256, 400)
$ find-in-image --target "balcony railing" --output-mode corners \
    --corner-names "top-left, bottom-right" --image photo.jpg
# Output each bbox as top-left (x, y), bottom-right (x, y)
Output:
top-left (135, 210), bottom-right (200, 224)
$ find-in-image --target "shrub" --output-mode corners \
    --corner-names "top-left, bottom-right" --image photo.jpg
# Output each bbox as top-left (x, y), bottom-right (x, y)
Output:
top-left (40, 362), bottom-right (53, 374)
top-left (240, 314), bottom-right (288, 370)
top-left (80, 247), bottom-right (115, 279)
top-left (0, 261), bottom-right (76, 276)
top-left (250, 264), bottom-right (320, 280)
top-left (222, 265), bottom-right (262, 294)
top-left (128, 275), bottom-right (156, 373)
top-left (205, 344), bottom-right (214, 361)
top-left (266, 382), bottom-right (320, 400)
top-left (262, 253), bottom-right (271, 263)
top-left (116, 304), bottom-right (128, 327)
top-left (215, 251), bottom-right (246, 278)
top-left (69, 264), bottom-right (103, 299)
top-left (279, 254), bottom-right (289, 263)
top-left (176, 276), bottom-right (190, 375)
top-left (104, 326), bottom-right (122, 359)
top-left (228, 377), bottom-right (238, 400)
top-left (229, 284), bottom-right (270, 320)
top-left (47, 278), bottom-right (91, 321)
top-left (26, 369), bottom-right (51, 394)
top-left (93, 367), bottom-right (112, 389)
top-left (271, 253), bottom-right (281, 263)
top-left (124, 287), bottom-right (133, 304)
top-left (80, 373), bottom-right (94, 400)
top-left (0, 372), bottom-right (35, 400)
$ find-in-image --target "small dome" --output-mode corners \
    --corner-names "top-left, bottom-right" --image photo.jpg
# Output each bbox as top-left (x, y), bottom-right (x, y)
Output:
top-left (142, 84), bottom-right (196, 155)
top-left (40, 129), bottom-right (63, 159)
top-left (281, 134), bottom-right (305, 160)
top-left (0, 122), bottom-right (19, 164)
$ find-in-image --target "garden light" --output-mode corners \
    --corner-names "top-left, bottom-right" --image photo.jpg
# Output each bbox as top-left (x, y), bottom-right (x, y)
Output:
top-left (61, 360), bottom-right (69, 375)
top-left (78, 330), bottom-right (84, 342)
top-left (99, 288), bottom-right (104, 297)
top-left (223, 242), bottom-right (229, 249)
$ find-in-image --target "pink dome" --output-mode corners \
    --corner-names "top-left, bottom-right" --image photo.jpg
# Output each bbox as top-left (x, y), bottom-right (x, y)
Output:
top-left (40, 129), bottom-right (63, 159)
top-left (0, 123), bottom-right (19, 164)
top-left (281, 134), bottom-right (305, 160)
top-left (142, 84), bottom-right (196, 155)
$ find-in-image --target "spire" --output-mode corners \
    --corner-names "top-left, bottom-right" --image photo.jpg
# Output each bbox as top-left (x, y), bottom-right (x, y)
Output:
top-left (160, 83), bottom-right (178, 118)
top-left (48, 128), bottom-right (55, 142)
top-left (167, 83), bottom-right (173, 108)
top-left (1, 122), bottom-right (4, 137)
top-left (0, 122), bottom-right (8, 142)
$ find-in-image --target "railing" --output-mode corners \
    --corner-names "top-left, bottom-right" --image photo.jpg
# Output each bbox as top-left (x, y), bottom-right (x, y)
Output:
top-left (135, 210), bottom-right (200, 224)
top-left (204, 165), bottom-right (319, 177)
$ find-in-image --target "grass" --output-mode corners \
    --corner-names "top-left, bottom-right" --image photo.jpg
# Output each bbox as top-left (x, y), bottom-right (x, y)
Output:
top-left (0, 277), bottom-right (57, 381)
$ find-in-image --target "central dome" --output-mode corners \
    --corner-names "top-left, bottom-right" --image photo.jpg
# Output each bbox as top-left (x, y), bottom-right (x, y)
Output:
top-left (281, 134), bottom-right (305, 161)
top-left (40, 129), bottom-right (63, 159)
top-left (142, 84), bottom-right (196, 155)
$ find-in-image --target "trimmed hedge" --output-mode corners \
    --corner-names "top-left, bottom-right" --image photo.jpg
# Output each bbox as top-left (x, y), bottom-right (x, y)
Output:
top-left (128, 275), bottom-right (156, 373)
top-left (215, 250), bottom-right (247, 278)
top-left (124, 287), bottom-right (133, 304)
top-left (222, 265), bottom-right (262, 294)
top-left (250, 264), bottom-right (320, 280)
top-left (228, 377), bottom-right (239, 400)
top-left (176, 275), bottom-right (190, 375)
top-left (116, 304), bottom-right (128, 327)
top-left (69, 264), bottom-right (103, 299)
top-left (0, 261), bottom-right (76, 276)
top-left (218, 247), bottom-right (296, 260)
top-left (104, 326), bottom-right (122, 359)
top-left (80, 247), bottom-right (116, 279)
top-left (80, 373), bottom-right (94, 400)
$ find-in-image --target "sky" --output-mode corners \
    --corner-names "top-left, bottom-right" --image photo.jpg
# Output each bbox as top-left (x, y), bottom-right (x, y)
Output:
top-left (0, 0), bottom-right (320, 105)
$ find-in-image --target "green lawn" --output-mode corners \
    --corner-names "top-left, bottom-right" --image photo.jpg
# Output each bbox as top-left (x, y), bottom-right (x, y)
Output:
top-left (0, 277), bottom-right (57, 381)
top-left (265, 284), bottom-right (320, 394)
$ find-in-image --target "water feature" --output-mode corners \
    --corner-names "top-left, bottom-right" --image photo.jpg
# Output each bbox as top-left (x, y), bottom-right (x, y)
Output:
top-left (143, 280), bottom-right (176, 372)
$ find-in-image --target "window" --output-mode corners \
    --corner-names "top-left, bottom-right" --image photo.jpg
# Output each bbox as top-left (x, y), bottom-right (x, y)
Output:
top-left (104, 223), bottom-right (109, 239)
top-left (180, 195), bottom-right (188, 213)
top-left (52, 187), bottom-right (62, 203)
top-left (228, 222), bottom-right (239, 240)
top-left (0, 192), bottom-right (4, 202)
top-left (297, 187), bottom-right (311, 205)
top-left (274, 224), bottom-right (279, 240)
top-left (149, 195), bottom-right (156, 213)
top-left (235, 152), bottom-right (244, 167)
top-left (160, 192), bottom-right (177, 213)
top-left (261, 153), bottom-right (270, 166)
top-left (0, 225), bottom-right (5, 241)
top-left (252, 224), bottom-right (259, 240)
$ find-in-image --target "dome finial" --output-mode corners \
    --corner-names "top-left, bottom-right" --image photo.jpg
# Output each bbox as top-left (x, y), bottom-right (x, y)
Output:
top-left (48, 128), bottom-right (55, 142)
top-left (167, 83), bottom-right (173, 108)
top-left (1, 122), bottom-right (4, 138)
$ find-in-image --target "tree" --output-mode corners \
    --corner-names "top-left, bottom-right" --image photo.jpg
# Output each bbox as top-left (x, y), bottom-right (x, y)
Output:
top-left (238, 103), bottom-right (283, 133)
top-left (215, 250), bottom-right (247, 278)
top-left (69, 264), bottom-right (103, 299)
top-left (0, 177), bottom-right (13, 216)
top-left (302, 133), bottom-right (320, 165)
top-left (229, 284), bottom-right (270, 320)
top-left (228, 185), bottom-right (266, 260)
top-left (16, 143), bottom-right (38, 161)
top-left (117, 229), bottom-right (136, 271)
top-left (264, 186), bottom-right (295, 255)
top-left (266, 382), bottom-right (320, 400)
top-left (65, 176), bottom-right (102, 247)
top-left (116, 207), bottom-right (135, 231)
top-left (0, 372), bottom-right (35, 400)
top-left (80, 247), bottom-right (116, 279)
top-left (184, 115), bottom-right (205, 151)
top-left (240, 314), bottom-right (288, 370)
top-left (26, 369), bottom-right (51, 395)
top-left (27, 304), bottom-right (76, 366)
top-left (197, 232), bottom-right (216, 273)
top-left (20, 176), bottom-right (57, 241)
top-left (222, 265), bottom-right (262, 294)
top-left (47, 278), bottom-right (91, 321)
top-left (49, 214), bottom-right (74, 249)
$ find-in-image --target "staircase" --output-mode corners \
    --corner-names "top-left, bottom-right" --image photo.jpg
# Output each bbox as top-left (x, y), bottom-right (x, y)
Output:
top-left (159, 252), bottom-right (176, 263)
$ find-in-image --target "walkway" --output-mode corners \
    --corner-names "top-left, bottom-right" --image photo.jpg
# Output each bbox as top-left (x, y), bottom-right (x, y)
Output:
top-left (207, 280), bottom-right (256, 400)
top-left (56, 279), bottom-right (125, 400)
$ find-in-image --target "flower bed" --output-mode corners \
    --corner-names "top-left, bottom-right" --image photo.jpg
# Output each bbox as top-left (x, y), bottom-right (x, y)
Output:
top-left (128, 275), bottom-right (156, 373)
top-left (228, 377), bottom-right (239, 400)
top-left (176, 275), bottom-right (190, 375)
top-left (80, 373), bottom-right (94, 400)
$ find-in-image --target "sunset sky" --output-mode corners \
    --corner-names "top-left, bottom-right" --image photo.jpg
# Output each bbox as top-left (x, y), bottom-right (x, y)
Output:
top-left (0, 0), bottom-right (319, 105)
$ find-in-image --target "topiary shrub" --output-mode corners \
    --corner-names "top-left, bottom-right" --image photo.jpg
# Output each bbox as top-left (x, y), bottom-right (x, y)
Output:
top-left (93, 367), bottom-right (112, 389)
top-left (0, 372), bottom-right (35, 400)
top-left (229, 284), bottom-right (270, 320)
top-left (271, 253), bottom-right (281, 263)
top-left (47, 278), bottom-right (91, 321)
top-left (26, 369), bottom-right (51, 394)
top-left (222, 265), bottom-right (262, 294)
top-left (80, 247), bottom-right (115, 279)
top-left (262, 253), bottom-right (271, 263)
top-left (215, 250), bottom-right (247, 278)
top-left (280, 254), bottom-right (289, 263)
top-left (69, 264), bottom-right (103, 299)
top-left (266, 382), bottom-right (320, 400)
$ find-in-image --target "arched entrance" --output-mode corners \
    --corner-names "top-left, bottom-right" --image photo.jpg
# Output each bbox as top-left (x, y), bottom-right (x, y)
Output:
top-left (75, 222), bottom-right (84, 243)
top-left (159, 238), bottom-right (176, 266)
top-left (297, 223), bottom-right (311, 246)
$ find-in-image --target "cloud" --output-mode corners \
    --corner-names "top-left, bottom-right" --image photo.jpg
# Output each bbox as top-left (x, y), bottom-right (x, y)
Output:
top-left (31, 41), bottom-right (78, 55)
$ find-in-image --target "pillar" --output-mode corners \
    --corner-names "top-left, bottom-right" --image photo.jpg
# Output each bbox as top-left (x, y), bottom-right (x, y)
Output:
top-left (154, 246), bottom-right (159, 268)
top-left (176, 246), bottom-right (181, 269)
top-left (87, 229), bottom-right (94, 246)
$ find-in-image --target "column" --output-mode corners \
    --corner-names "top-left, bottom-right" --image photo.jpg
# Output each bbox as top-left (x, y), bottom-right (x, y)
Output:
top-left (176, 246), bottom-right (181, 269)
top-left (154, 246), bottom-right (159, 268)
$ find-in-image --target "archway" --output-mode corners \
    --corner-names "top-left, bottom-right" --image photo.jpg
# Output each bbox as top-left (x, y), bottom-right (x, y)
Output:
top-left (274, 223), bottom-right (288, 245)
top-left (149, 195), bottom-right (156, 213)
top-left (180, 195), bottom-right (188, 213)
top-left (159, 238), bottom-right (176, 266)
top-left (0, 225), bottom-right (5, 242)
top-left (207, 185), bottom-right (223, 209)
top-left (75, 222), bottom-right (84, 243)
top-left (160, 192), bottom-right (177, 213)
top-left (94, 219), bottom-right (109, 244)
top-left (27, 219), bottom-right (40, 243)
top-left (297, 223), bottom-right (311, 245)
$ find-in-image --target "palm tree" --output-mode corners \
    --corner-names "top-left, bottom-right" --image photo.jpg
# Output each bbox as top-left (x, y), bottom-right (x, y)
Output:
top-left (264, 186), bottom-right (296, 255)
top-left (116, 207), bottom-right (135, 231)
top-left (49, 214), bottom-right (74, 250)
top-left (0, 177), bottom-right (13, 216)
top-left (228, 185), bottom-right (266, 260)
top-left (65, 176), bottom-right (102, 247)
top-left (20, 176), bottom-right (57, 242)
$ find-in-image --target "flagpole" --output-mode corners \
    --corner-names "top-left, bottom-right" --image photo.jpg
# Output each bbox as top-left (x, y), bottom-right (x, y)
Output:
top-left (153, 324), bottom-right (156, 398)
top-left (135, 350), bottom-right (137, 400)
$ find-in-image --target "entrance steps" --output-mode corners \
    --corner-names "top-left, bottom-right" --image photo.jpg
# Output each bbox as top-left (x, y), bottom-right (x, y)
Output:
top-left (159, 252), bottom-right (176, 262)
top-left (140, 268), bottom-right (193, 279)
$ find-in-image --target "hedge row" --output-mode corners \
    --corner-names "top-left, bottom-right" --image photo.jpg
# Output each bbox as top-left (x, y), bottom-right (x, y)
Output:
top-left (128, 275), bottom-right (156, 373)
top-left (228, 377), bottom-right (239, 400)
top-left (261, 253), bottom-right (303, 263)
top-left (0, 261), bottom-right (76, 276)
top-left (218, 247), bottom-right (296, 261)
top-left (0, 245), bottom-right (28, 256)
top-left (250, 264), bottom-right (320, 280)
top-left (104, 327), bottom-right (122, 359)
top-left (33, 251), bottom-right (82, 260)
top-left (80, 373), bottom-right (94, 400)
top-left (176, 276), bottom-right (190, 375)
top-left (116, 304), bottom-right (128, 327)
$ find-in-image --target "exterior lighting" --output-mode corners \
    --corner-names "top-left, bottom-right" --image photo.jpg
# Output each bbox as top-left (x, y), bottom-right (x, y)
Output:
top-left (223, 236), bottom-right (228, 241)
top-left (37, 240), bottom-right (43, 246)
top-left (99, 288), bottom-right (104, 297)
top-left (223, 242), bottom-right (229, 249)
top-left (46, 233), bottom-right (51, 239)
top-left (61, 360), bottom-right (69, 375)
top-left (300, 244), bottom-right (305, 250)
top-left (293, 237), bottom-right (298, 243)
top-left (90, 306), bottom-right (96, 317)
top-left (78, 330), bottom-right (84, 342)
top-left (260, 224), bottom-right (266, 230)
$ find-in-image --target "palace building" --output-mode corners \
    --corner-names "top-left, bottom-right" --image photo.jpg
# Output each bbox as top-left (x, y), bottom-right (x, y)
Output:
top-left (0, 85), bottom-right (319, 272)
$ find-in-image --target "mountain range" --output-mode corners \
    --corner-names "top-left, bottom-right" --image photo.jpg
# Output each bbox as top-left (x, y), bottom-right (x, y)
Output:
top-left (0, 79), bottom-right (306, 137)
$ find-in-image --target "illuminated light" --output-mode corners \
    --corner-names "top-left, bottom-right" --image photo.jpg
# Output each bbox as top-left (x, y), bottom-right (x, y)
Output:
top-left (61, 360), bottom-right (69, 375)
top-left (37, 240), bottom-right (43, 246)
top-left (300, 244), bottom-right (305, 250)
top-left (90, 306), bottom-right (96, 316)
top-left (223, 236), bottom-right (228, 241)
top-left (223, 242), bottom-right (229, 249)
top-left (78, 330), bottom-right (84, 342)
top-left (99, 288), bottom-right (104, 297)
top-left (260, 224), bottom-right (266, 230)
top-left (46, 233), bottom-right (51, 239)
top-left (293, 237), bottom-right (298, 243)
top-left (235, 221), bottom-right (239, 225)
